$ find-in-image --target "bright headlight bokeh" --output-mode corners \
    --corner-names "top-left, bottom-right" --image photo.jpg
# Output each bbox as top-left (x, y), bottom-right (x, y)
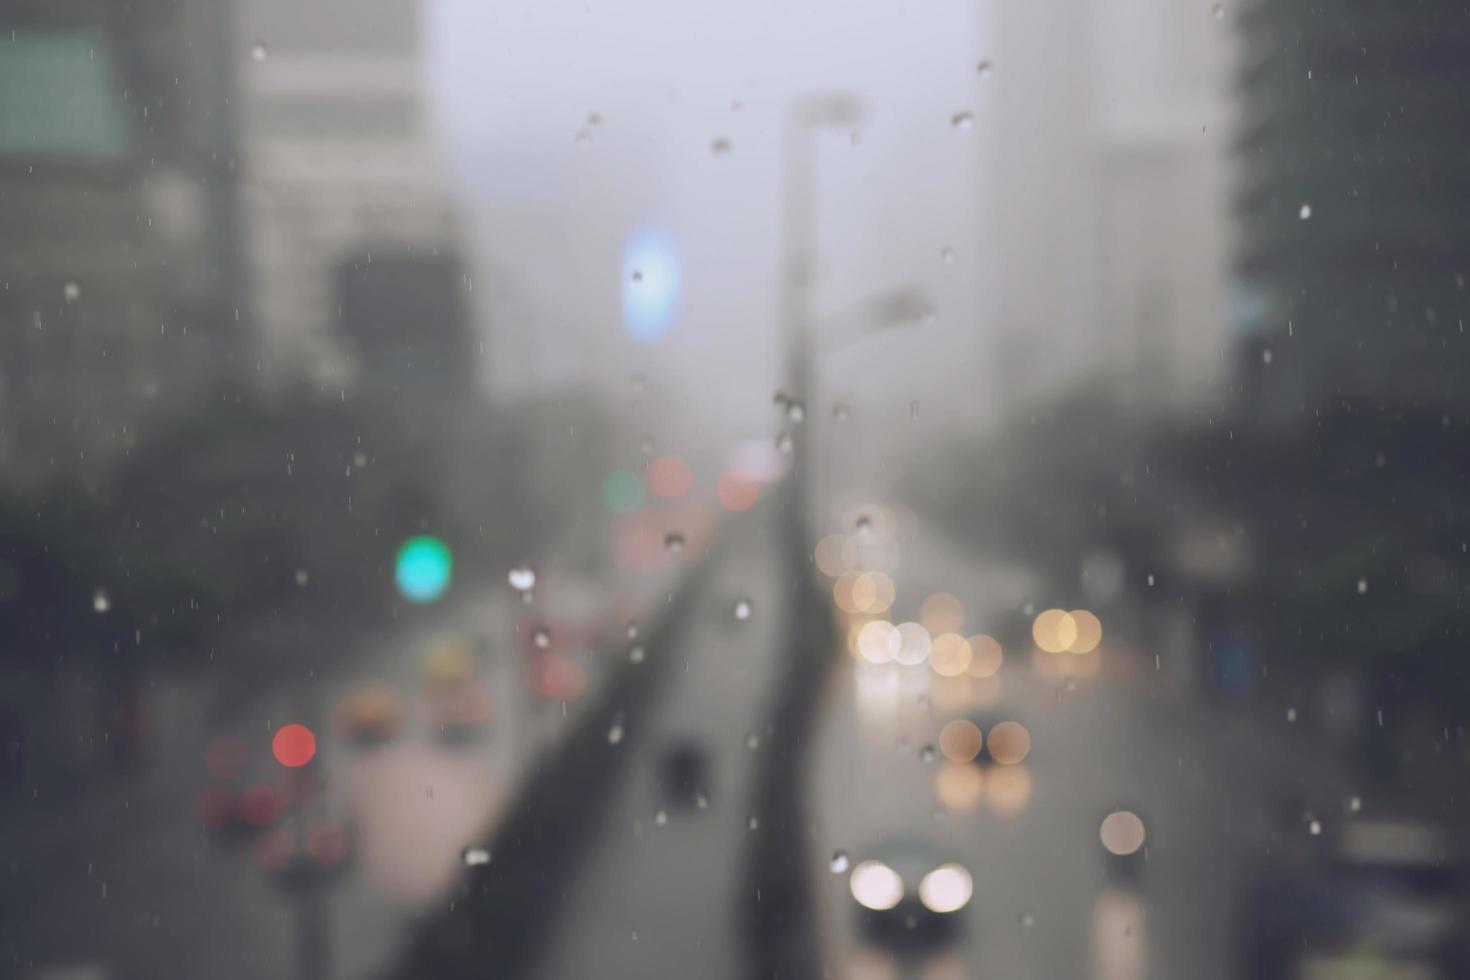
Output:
top-left (849, 860), bottom-right (905, 911)
top-left (918, 863), bottom-right (973, 914)
top-left (895, 621), bottom-right (932, 666)
top-left (857, 620), bottom-right (901, 664)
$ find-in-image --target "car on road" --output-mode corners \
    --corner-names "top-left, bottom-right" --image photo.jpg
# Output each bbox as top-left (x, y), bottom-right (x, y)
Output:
top-left (949, 711), bottom-right (1031, 768)
top-left (846, 839), bottom-right (974, 946)
top-left (422, 677), bottom-right (495, 741)
top-left (417, 636), bottom-right (494, 740)
top-left (335, 682), bottom-right (406, 745)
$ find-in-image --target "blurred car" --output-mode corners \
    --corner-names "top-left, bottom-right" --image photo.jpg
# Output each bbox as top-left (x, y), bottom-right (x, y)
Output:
top-left (421, 677), bottom-right (494, 742)
top-left (961, 711), bottom-right (1031, 768)
top-left (334, 682), bottom-right (406, 745)
top-left (660, 739), bottom-right (712, 810)
top-left (421, 636), bottom-right (478, 688)
top-left (416, 636), bottom-right (493, 740)
top-left (846, 839), bottom-right (973, 946)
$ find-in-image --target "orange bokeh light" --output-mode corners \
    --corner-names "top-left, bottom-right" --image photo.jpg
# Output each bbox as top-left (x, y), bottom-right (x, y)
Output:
top-left (716, 472), bottom-right (760, 511)
top-left (939, 719), bottom-right (984, 763)
top-left (648, 455), bottom-right (694, 498)
top-left (987, 720), bottom-right (1031, 765)
top-left (967, 634), bottom-right (1004, 678)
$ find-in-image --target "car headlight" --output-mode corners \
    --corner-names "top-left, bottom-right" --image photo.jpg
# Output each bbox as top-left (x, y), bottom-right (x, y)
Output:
top-left (918, 863), bottom-right (973, 914)
top-left (849, 860), bottom-right (905, 911)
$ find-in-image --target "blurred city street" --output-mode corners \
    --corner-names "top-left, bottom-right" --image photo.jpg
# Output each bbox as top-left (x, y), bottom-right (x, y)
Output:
top-left (5, 0), bottom-right (1470, 977)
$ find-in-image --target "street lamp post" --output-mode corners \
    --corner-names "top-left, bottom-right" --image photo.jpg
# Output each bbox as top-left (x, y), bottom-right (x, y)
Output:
top-left (779, 93), bottom-right (867, 554)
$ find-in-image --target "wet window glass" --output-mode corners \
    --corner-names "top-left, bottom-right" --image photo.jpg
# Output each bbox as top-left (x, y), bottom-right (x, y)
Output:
top-left (2, 1), bottom-right (1468, 978)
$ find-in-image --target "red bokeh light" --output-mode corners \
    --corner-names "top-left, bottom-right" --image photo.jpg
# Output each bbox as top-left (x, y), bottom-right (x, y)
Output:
top-left (716, 472), bottom-right (760, 512)
top-left (272, 723), bottom-right (317, 768)
top-left (532, 655), bottom-right (588, 702)
top-left (242, 783), bottom-right (285, 827)
top-left (205, 736), bottom-right (248, 780)
top-left (648, 455), bottom-right (693, 498)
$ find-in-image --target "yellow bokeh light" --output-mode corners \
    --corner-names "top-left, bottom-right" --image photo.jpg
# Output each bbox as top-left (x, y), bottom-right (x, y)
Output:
top-left (929, 633), bottom-right (972, 677)
top-left (967, 634), bottom-right (1003, 678)
top-left (851, 572), bottom-right (896, 615)
top-left (986, 763), bottom-right (1032, 816)
top-left (935, 762), bottom-right (984, 811)
top-left (920, 592), bottom-right (965, 635)
top-left (857, 620), bottom-right (901, 664)
top-left (1069, 609), bottom-right (1102, 653)
top-left (1033, 608), bottom-right (1078, 653)
top-left (939, 719), bottom-right (983, 763)
top-left (987, 720), bottom-right (1031, 765)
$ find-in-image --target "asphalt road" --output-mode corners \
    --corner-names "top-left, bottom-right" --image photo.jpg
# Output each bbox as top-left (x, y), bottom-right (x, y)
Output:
top-left (804, 531), bottom-right (1354, 980)
top-left (496, 507), bottom-right (1354, 980)
top-left (527, 500), bottom-right (787, 980)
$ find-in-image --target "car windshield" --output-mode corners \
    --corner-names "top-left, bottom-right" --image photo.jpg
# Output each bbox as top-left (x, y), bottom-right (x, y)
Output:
top-left (3, 2), bottom-right (1469, 979)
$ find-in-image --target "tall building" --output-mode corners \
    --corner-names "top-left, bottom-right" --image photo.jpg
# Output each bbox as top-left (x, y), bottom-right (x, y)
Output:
top-left (982, 0), bottom-right (1232, 417)
top-left (0, 0), bottom-right (246, 483)
top-left (1232, 0), bottom-right (1470, 417)
top-left (236, 0), bottom-right (469, 392)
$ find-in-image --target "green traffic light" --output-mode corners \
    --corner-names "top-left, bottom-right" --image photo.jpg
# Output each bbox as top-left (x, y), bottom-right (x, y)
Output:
top-left (396, 535), bottom-right (452, 603)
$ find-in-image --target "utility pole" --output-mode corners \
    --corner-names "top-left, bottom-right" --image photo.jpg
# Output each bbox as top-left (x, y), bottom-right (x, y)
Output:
top-left (778, 93), bottom-right (867, 558)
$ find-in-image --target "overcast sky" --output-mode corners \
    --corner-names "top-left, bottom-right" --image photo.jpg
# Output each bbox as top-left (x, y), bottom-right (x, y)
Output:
top-left (424, 0), bottom-right (992, 448)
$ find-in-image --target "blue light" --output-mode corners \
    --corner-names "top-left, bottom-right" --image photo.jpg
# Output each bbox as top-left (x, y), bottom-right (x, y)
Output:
top-left (621, 229), bottom-right (681, 343)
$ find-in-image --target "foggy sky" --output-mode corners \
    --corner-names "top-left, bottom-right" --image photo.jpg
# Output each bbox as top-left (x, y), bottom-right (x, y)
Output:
top-left (425, 0), bottom-right (991, 449)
